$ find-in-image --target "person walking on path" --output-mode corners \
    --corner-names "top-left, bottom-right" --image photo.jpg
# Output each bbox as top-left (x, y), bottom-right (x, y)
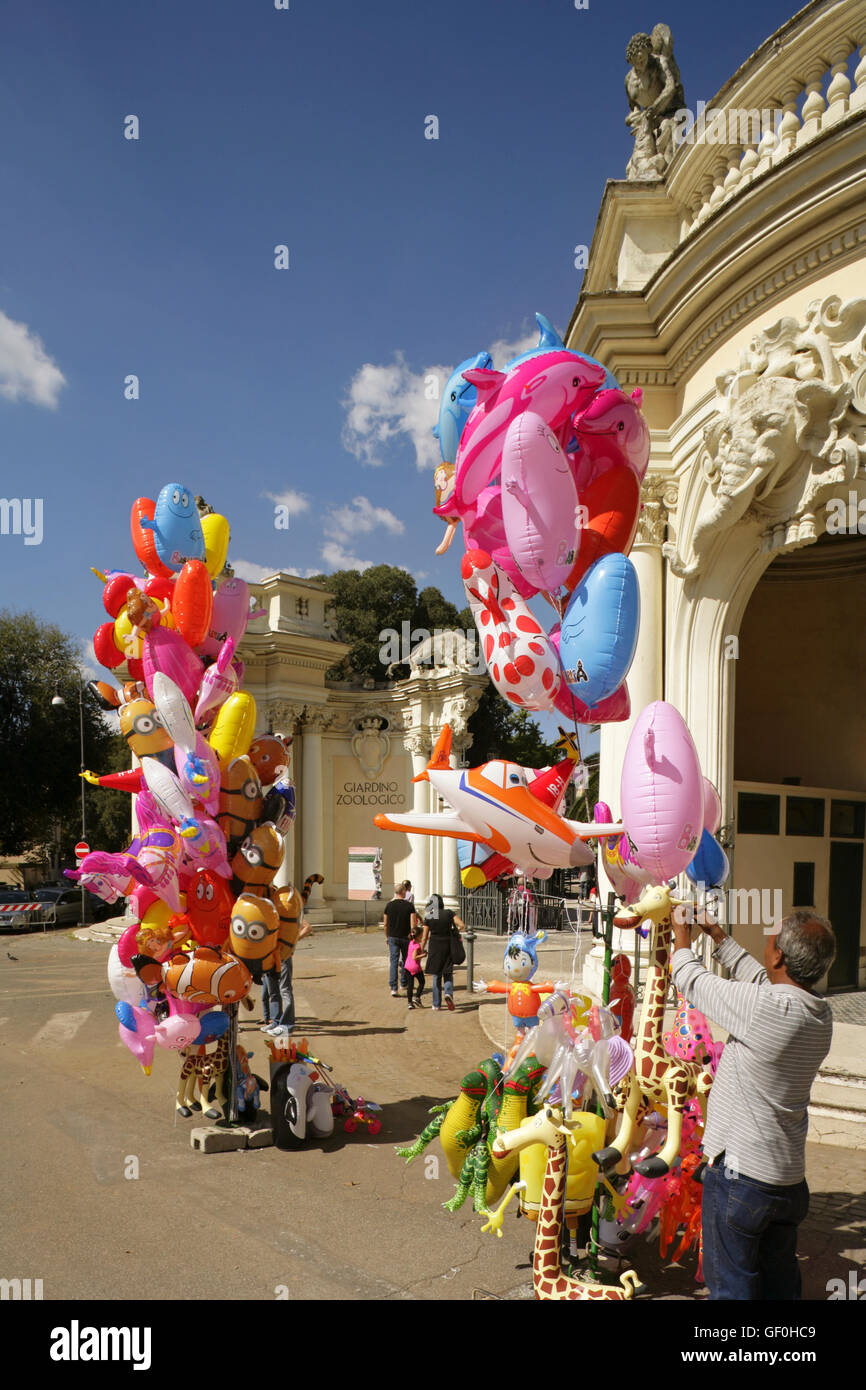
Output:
top-left (420, 893), bottom-right (465, 1012)
top-left (384, 884), bottom-right (418, 997)
top-left (403, 925), bottom-right (426, 1010)
top-left (671, 905), bottom-right (835, 1301)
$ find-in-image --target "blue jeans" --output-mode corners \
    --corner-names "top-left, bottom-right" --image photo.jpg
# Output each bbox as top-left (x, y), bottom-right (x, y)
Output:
top-left (277, 955), bottom-right (295, 1030)
top-left (388, 937), bottom-right (408, 991)
top-left (701, 1160), bottom-right (809, 1300)
top-left (262, 971), bottom-right (282, 1024)
top-left (432, 970), bottom-right (453, 1008)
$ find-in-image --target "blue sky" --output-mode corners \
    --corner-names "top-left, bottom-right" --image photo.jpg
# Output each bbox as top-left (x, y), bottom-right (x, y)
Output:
top-left (1, 0), bottom-right (802, 680)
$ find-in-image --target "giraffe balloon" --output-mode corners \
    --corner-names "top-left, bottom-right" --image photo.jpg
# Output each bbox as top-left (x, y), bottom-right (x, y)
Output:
top-left (491, 1106), bottom-right (644, 1301)
top-left (592, 884), bottom-right (714, 1178)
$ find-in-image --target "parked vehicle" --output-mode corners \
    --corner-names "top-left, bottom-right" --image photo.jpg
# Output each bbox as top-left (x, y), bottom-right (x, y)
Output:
top-left (0, 885), bottom-right (114, 931)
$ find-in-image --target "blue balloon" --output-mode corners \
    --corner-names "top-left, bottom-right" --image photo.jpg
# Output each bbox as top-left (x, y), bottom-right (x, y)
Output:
top-left (685, 828), bottom-right (730, 888)
top-left (140, 482), bottom-right (206, 570)
top-left (433, 352), bottom-right (492, 464)
top-left (558, 553), bottom-right (640, 707)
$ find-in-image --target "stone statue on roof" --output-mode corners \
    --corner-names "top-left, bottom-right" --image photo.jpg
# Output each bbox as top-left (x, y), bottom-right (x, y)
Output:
top-left (625, 24), bottom-right (684, 180)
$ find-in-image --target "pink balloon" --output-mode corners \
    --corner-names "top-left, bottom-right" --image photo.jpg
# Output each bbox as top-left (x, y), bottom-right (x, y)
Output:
top-left (142, 626), bottom-right (204, 708)
top-left (620, 702), bottom-right (704, 882)
top-left (702, 777), bottom-right (722, 834)
top-left (500, 411), bottom-right (579, 595)
top-left (464, 486), bottom-right (535, 597)
top-left (153, 1013), bottom-right (203, 1051)
top-left (200, 577), bottom-right (252, 660)
top-left (117, 1006), bottom-right (156, 1072)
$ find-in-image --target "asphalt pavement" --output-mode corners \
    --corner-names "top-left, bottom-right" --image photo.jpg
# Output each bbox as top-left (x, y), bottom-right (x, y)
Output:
top-left (0, 925), bottom-right (863, 1303)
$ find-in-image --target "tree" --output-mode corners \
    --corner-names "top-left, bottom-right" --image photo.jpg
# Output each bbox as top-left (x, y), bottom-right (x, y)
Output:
top-left (315, 567), bottom-right (558, 767)
top-left (0, 612), bottom-right (129, 871)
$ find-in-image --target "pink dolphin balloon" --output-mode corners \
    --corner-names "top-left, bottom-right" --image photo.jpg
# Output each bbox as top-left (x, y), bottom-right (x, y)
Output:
top-left (142, 626), bottom-right (204, 708)
top-left (455, 351), bottom-right (606, 509)
top-left (620, 702), bottom-right (704, 882)
top-left (194, 639), bottom-right (239, 724)
top-left (500, 411), bottom-right (579, 595)
top-left (571, 387), bottom-right (650, 491)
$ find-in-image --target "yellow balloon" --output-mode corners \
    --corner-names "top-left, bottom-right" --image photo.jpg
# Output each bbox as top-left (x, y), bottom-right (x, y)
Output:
top-left (518, 1113), bottom-right (605, 1224)
top-left (114, 609), bottom-right (142, 659)
top-left (201, 513), bottom-right (231, 579)
top-left (209, 691), bottom-right (257, 764)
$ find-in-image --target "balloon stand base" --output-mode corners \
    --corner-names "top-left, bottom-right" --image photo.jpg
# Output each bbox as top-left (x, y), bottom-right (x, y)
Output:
top-left (190, 1122), bottom-right (274, 1153)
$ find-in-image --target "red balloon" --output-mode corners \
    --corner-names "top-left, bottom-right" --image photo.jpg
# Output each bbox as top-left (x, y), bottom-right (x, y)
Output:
top-left (184, 869), bottom-right (235, 948)
top-left (102, 573), bottom-right (136, 618)
top-left (144, 575), bottom-right (175, 604)
top-left (130, 497), bottom-right (173, 580)
top-left (93, 621), bottom-right (124, 670)
top-left (126, 656), bottom-right (145, 682)
top-left (173, 560), bottom-right (214, 648)
top-left (565, 469), bottom-right (640, 593)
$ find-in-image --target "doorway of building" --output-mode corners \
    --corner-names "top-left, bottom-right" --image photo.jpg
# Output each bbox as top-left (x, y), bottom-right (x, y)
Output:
top-left (828, 840), bottom-right (862, 991)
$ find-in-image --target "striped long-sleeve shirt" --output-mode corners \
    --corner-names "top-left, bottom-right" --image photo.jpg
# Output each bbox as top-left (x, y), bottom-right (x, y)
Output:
top-left (671, 937), bottom-right (833, 1185)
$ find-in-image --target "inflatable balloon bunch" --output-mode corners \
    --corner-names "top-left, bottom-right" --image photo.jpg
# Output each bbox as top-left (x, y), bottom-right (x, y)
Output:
top-left (67, 483), bottom-right (304, 1117)
top-left (432, 314), bottom-right (649, 724)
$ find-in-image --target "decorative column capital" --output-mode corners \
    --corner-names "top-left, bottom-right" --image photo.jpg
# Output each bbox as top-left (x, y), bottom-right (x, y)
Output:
top-left (264, 700), bottom-right (305, 732)
top-left (636, 476), bottom-right (678, 547)
top-left (302, 704), bottom-right (335, 734)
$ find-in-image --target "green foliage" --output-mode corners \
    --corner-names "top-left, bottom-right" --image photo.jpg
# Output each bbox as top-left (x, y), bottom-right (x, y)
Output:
top-left (315, 567), bottom-right (558, 767)
top-left (0, 611), bottom-right (130, 866)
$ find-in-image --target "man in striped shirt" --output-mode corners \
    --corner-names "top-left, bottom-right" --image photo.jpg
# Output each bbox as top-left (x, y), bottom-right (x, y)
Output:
top-left (671, 907), bottom-right (836, 1301)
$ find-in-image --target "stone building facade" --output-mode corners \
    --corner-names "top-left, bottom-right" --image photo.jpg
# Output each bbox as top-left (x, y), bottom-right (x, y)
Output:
top-left (571, 0), bottom-right (866, 988)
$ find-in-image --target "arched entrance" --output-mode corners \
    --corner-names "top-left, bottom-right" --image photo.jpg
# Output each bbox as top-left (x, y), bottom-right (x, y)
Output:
top-left (733, 531), bottom-right (866, 989)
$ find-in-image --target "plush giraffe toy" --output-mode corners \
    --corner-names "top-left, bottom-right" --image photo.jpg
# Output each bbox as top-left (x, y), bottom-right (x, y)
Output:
top-left (592, 884), bottom-right (714, 1178)
top-left (491, 1106), bottom-right (644, 1301)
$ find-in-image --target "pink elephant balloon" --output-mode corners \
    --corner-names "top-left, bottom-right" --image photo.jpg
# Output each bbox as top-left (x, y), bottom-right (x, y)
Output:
top-left (455, 351), bottom-right (606, 510)
top-left (620, 702), bottom-right (705, 883)
top-left (199, 577), bottom-right (254, 660)
top-left (500, 410), bottom-right (579, 595)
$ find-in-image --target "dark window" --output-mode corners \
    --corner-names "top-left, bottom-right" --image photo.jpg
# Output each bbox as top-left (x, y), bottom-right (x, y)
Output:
top-left (737, 792), bottom-right (780, 835)
top-left (793, 862), bottom-right (815, 906)
top-left (830, 800), bottom-right (866, 839)
top-left (785, 797), bottom-right (825, 837)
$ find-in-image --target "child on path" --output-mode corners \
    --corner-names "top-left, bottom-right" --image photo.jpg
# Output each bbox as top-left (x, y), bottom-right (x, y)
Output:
top-left (403, 926), bottom-right (426, 1010)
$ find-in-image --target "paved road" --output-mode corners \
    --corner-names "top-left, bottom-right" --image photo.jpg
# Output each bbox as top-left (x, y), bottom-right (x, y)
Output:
top-left (0, 927), bottom-right (863, 1302)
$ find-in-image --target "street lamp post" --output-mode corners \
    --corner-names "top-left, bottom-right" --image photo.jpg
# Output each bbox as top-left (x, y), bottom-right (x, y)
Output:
top-left (51, 674), bottom-right (88, 926)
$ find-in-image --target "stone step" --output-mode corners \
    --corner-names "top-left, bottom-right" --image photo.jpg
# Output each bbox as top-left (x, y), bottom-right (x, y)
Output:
top-left (811, 1070), bottom-right (866, 1114)
top-left (807, 1101), bottom-right (866, 1150)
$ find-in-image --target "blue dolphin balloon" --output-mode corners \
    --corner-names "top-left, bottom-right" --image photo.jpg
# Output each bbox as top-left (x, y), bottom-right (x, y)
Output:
top-left (140, 483), bottom-right (206, 570)
top-left (505, 312), bottom-right (620, 391)
top-left (433, 351), bottom-right (492, 464)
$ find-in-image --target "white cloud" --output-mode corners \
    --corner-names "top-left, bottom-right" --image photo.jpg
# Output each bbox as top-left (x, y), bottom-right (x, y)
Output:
top-left (232, 558), bottom-right (321, 583)
top-left (231, 558), bottom-right (278, 583)
top-left (320, 541), bottom-right (373, 573)
top-left (324, 495), bottom-right (404, 544)
top-left (341, 327), bottom-right (540, 474)
top-left (262, 488), bottom-right (310, 517)
top-left (0, 309), bottom-right (66, 408)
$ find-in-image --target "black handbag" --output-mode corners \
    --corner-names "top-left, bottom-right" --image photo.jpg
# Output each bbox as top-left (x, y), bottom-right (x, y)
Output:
top-left (450, 927), bottom-right (466, 966)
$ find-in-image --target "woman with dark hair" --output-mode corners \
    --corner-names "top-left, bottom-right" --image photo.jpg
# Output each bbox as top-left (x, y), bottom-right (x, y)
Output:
top-left (420, 893), bottom-right (465, 1012)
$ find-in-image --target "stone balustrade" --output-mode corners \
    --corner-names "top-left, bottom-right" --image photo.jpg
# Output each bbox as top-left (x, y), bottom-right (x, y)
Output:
top-left (667, 0), bottom-right (865, 242)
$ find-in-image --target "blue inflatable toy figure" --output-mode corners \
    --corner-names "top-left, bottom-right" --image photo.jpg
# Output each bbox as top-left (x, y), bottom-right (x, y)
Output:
top-left (433, 351), bottom-right (492, 465)
top-left (685, 828), bottom-right (730, 890)
top-left (559, 552), bottom-right (640, 708)
top-left (140, 483), bottom-right (206, 570)
top-left (235, 1044), bottom-right (267, 1121)
top-left (474, 929), bottom-right (554, 1032)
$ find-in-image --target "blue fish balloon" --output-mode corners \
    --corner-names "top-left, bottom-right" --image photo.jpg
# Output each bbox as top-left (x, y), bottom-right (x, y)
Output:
top-left (433, 351), bottom-right (492, 464)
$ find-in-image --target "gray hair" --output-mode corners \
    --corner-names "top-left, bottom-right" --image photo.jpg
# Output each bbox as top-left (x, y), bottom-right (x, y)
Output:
top-left (777, 909), bottom-right (836, 986)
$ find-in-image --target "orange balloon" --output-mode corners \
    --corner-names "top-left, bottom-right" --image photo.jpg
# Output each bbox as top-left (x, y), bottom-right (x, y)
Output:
top-left (130, 497), bottom-right (174, 580)
top-left (173, 560), bottom-right (214, 647)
